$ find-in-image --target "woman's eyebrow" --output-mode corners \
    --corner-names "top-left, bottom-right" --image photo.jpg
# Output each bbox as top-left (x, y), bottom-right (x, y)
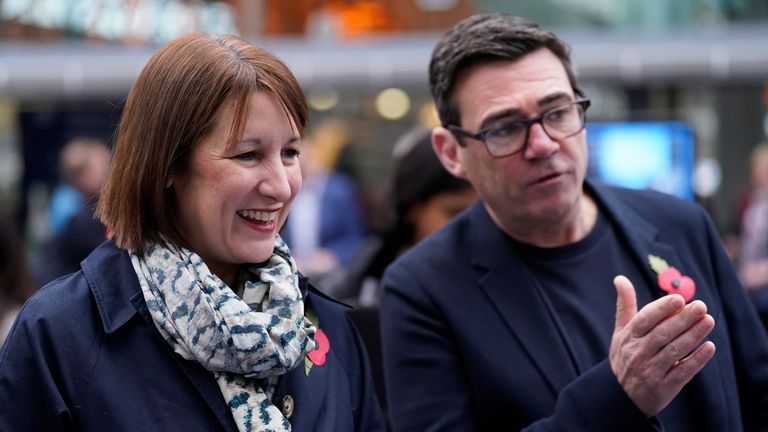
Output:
top-left (236, 137), bottom-right (263, 146)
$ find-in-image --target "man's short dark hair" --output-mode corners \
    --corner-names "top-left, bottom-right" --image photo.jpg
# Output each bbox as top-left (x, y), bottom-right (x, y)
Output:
top-left (429, 13), bottom-right (583, 127)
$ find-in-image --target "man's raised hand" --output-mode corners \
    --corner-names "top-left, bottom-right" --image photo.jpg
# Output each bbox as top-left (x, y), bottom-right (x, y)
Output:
top-left (610, 275), bottom-right (716, 416)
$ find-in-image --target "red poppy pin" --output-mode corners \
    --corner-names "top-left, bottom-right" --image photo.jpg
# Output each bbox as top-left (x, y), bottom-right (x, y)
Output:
top-left (304, 307), bottom-right (330, 376)
top-left (648, 254), bottom-right (696, 302)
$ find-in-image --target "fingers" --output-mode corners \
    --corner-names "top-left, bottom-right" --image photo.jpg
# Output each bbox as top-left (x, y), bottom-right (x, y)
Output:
top-left (629, 293), bottom-right (686, 338)
top-left (614, 275), bottom-right (638, 331)
top-left (654, 310), bottom-right (715, 365)
top-left (610, 274), bottom-right (717, 417)
top-left (665, 341), bottom-right (717, 387)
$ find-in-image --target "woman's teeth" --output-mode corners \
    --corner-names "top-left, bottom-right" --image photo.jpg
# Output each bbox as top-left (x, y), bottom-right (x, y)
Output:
top-left (238, 210), bottom-right (277, 222)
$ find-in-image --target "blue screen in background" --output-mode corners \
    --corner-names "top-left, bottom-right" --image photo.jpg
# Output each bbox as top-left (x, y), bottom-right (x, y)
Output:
top-left (585, 121), bottom-right (695, 201)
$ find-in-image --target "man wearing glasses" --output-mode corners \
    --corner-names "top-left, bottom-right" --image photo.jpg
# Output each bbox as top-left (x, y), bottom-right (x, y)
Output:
top-left (380, 13), bottom-right (768, 431)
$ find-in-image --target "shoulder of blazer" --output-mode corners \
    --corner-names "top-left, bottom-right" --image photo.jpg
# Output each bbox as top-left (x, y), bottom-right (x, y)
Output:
top-left (588, 181), bottom-right (706, 227)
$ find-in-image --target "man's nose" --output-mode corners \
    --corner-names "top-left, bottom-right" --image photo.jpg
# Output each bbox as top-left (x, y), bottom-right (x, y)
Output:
top-left (523, 122), bottom-right (559, 159)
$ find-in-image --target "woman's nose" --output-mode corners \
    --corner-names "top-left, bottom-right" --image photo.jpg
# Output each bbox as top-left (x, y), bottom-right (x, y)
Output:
top-left (258, 158), bottom-right (292, 202)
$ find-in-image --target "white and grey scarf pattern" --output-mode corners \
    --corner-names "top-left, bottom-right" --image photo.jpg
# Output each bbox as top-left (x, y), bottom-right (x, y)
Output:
top-left (130, 235), bottom-right (316, 431)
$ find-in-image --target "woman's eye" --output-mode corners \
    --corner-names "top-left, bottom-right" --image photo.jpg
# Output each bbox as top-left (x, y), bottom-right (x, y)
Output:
top-left (282, 148), bottom-right (300, 159)
top-left (234, 151), bottom-right (258, 161)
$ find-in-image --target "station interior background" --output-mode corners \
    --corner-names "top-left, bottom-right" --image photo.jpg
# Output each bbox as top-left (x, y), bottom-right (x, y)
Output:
top-left (1, 0), bottom-right (768, 263)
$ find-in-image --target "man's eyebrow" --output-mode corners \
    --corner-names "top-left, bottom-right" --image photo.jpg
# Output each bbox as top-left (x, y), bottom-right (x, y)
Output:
top-left (479, 108), bottom-right (521, 130)
top-left (537, 92), bottom-right (572, 108)
top-left (478, 92), bottom-right (574, 130)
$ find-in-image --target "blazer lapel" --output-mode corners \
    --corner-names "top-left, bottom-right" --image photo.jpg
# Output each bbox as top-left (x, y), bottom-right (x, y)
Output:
top-left (84, 243), bottom-right (237, 431)
top-left (589, 183), bottom-right (728, 425)
top-left (589, 183), bottom-right (687, 303)
top-left (468, 203), bottom-right (579, 396)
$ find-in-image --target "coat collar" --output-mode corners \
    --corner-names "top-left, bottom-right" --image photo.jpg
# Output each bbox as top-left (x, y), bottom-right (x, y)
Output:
top-left (81, 240), bottom-right (142, 334)
top-left (81, 241), bottom-right (338, 431)
top-left (466, 181), bottom-right (685, 395)
top-left (81, 242), bottom-right (240, 429)
top-left (468, 201), bottom-right (578, 394)
top-left (81, 242), bottom-right (346, 335)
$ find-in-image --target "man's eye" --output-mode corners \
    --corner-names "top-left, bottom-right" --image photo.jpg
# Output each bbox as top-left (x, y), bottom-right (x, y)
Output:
top-left (545, 106), bottom-right (573, 122)
top-left (488, 122), bottom-right (524, 139)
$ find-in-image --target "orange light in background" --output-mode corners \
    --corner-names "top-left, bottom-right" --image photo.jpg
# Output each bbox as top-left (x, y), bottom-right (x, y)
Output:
top-left (323, 1), bottom-right (400, 37)
top-left (262, 0), bottom-right (473, 37)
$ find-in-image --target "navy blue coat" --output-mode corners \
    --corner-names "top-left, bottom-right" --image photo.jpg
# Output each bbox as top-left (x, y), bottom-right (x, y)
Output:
top-left (380, 182), bottom-right (768, 431)
top-left (0, 241), bottom-right (385, 431)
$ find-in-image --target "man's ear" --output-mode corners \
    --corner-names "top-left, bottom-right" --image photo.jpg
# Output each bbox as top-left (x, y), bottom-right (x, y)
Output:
top-left (432, 127), bottom-right (467, 179)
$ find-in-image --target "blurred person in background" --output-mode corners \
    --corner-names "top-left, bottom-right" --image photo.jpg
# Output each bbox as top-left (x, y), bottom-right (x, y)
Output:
top-left (0, 211), bottom-right (36, 346)
top-left (336, 126), bottom-right (476, 306)
top-left (34, 137), bottom-right (109, 286)
top-left (0, 33), bottom-right (383, 431)
top-left (335, 126), bottom-right (475, 426)
top-left (380, 13), bottom-right (768, 431)
top-left (282, 119), bottom-right (369, 285)
top-left (47, 182), bottom-right (83, 236)
top-left (739, 142), bottom-right (768, 328)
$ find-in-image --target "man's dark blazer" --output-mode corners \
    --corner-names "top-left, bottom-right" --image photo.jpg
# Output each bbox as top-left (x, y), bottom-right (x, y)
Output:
top-left (380, 181), bottom-right (768, 431)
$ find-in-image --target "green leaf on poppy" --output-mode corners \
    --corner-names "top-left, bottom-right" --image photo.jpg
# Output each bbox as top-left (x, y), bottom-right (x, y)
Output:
top-left (305, 305), bottom-right (319, 327)
top-left (305, 356), bottom-right (313, 376)
top-left (648, 254), bottom-right (669, 275)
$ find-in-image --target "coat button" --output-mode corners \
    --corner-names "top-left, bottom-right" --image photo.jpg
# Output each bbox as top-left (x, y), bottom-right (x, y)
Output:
top-left (281, 395), bottom-right (294, 419)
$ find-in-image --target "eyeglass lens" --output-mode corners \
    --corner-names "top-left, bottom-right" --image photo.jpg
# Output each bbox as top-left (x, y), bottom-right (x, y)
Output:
top-left (485, 102), bottom-right (585, 156)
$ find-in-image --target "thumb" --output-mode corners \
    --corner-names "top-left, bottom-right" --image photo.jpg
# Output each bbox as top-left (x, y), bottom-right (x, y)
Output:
top-left (614, 275), bottom-right (638, 331)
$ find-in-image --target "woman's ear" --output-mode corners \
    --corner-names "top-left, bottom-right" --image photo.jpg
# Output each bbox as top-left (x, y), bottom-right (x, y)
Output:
top-left (432, 127), bottom-right (467, 179)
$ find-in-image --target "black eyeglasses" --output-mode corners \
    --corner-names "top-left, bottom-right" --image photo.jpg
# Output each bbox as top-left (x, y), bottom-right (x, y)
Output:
top-left (447, 98), bottom-right (591, 158)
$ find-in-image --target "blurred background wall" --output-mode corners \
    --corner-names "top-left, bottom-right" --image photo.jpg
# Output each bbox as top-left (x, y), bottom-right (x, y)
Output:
top-left (1, 0), bottom-right (767, 257)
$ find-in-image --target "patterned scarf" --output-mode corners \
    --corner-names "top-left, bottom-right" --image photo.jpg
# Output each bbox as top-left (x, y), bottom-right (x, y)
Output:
top-left (130, 235), bottom-right (316, 431)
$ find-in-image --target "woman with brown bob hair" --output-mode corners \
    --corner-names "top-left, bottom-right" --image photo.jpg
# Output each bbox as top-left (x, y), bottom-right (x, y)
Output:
top-left (0, 33), bottom-right (384, 432)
